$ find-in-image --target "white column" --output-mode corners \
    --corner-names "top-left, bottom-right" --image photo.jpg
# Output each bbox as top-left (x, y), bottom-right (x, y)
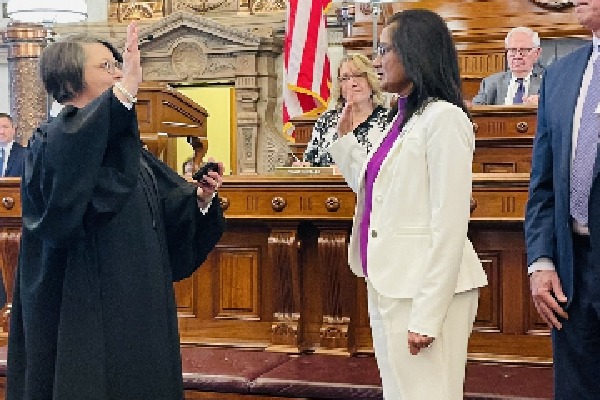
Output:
top-left (86, 0), bottom-right (109, 22)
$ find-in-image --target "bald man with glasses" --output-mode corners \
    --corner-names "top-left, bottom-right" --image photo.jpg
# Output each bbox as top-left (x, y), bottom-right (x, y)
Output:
top-left (472, 27), bottom-right (543, 106)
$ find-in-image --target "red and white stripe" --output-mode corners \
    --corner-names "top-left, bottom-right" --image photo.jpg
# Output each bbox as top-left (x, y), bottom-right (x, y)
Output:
top-left (283, 0), bottom-right (332, 136)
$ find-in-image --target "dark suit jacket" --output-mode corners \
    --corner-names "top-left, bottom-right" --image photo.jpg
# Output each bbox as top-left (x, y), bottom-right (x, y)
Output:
top-left (472, 70), bottom-right (543, 105)
top-left (525, 43), bottom-right (594, 306)
top-left (4, 142), bottom-right (25, 177)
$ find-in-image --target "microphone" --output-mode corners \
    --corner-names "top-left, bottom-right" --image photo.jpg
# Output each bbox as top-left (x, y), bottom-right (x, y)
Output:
top-left (139, 34), bottom-right (154, 45)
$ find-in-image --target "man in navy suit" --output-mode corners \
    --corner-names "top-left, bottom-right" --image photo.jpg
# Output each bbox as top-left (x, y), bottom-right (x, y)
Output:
top-left (0, 113), bottom-right (25, 178)
top-left (525, 1), bottom-right (600, 397)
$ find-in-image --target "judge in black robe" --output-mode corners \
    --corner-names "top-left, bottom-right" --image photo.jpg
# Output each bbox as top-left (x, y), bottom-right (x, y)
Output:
top-left (7, 23), bottom-right (225, 400)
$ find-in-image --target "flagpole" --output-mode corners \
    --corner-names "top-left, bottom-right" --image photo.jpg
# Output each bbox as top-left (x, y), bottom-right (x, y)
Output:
top-left (372, 2), bottom-right (378, 58)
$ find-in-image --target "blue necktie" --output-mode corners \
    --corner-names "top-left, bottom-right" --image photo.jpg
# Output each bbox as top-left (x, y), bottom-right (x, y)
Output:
top-left (513, 78), bottom-right (525, 104)
top-left (0, 148), bottom-right (5, 177)
top-left (570, 48), bottom-right (600, 225)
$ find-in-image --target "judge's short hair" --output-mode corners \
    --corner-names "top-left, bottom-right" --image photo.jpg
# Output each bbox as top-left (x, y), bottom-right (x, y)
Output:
top-left (39, 35), bottom-right (122, 103)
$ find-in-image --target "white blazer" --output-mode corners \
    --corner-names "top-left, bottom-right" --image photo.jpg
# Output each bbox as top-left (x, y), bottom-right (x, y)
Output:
top-left (328, 100), bottom-right (488, 337)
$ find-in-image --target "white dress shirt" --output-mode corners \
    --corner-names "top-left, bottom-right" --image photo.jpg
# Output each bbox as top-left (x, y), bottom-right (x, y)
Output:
top-left (503, 72), bottom-right (533, 105)
top-left (0, 141), bottom-right (15, 177)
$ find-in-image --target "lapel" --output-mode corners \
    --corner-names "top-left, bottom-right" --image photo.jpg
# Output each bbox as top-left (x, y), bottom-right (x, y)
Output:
top-left (357, 109), bottom-right (422, 190)
top-left (497, 72), bottom-right (511, 104)
top-left (529, 75), bottom-right (540, 96)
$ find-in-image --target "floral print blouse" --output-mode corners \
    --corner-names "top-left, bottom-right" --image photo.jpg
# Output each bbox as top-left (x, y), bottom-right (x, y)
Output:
top-left (303, 105), bottom-right (390, 167)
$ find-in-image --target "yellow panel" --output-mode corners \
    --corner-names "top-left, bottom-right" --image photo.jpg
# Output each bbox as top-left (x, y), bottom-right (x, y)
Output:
top-left (176, 86), bottom-right (234, 175)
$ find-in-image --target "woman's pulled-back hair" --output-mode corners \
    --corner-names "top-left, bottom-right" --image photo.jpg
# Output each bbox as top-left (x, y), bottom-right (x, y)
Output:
top-left (39, 35), bottom-right (122, 103)
top-left (386, 9), bottom-right (468, 124)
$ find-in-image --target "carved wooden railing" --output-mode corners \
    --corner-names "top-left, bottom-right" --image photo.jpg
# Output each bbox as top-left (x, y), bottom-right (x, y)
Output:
top-left (0, 178), bottom-right (21, 339)
top-left (0, 174), bottom-right (551, 362)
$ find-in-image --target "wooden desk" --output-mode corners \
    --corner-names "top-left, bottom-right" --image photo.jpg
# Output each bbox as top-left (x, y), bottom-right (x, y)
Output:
top-left (0, 174), bottom-right (550, 363)
top-left (290, 106), bottom-right (538, 174)
top-left (471, 105), bottom-right (537, 173)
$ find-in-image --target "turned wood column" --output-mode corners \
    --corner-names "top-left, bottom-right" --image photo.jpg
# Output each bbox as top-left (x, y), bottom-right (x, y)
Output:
top-left (0, 179), bottom-right (22, 334)
top-left (266, 223), bottom-right (303, 353)
top-left (313, 224), bottom-right (355, 355)
top-left (3, 22), bottom-right (49, 145)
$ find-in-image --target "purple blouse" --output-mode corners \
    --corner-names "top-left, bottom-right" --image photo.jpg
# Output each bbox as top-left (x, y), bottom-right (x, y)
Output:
top-left (360, 97), bottom-right (408, 276)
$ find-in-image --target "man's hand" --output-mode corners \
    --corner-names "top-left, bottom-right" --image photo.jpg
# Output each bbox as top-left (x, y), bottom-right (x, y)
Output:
top-left (530, 270), bottom-right (568, 329)
top-left (408, 331), bottom-right (434, 355)
top-left (523, 95), bottom-right (539, 106)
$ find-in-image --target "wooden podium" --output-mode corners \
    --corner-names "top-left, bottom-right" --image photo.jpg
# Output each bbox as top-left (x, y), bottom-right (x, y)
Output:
top-left (136, 82), bottom-right (209, 171)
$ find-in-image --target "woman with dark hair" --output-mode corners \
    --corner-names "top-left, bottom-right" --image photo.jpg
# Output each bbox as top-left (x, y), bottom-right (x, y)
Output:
top-left (302, 53), bottom-right (389, 167)
top-left (328, 10), bottom-right (487, 399)
top-left (7, 23), bottom-right (225, 399)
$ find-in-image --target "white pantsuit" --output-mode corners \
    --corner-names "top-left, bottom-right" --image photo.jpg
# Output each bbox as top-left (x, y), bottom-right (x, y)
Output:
top-left (328, 99), bottom-right (488, 399)
top-left (368, 281), bottom-right (479, 399)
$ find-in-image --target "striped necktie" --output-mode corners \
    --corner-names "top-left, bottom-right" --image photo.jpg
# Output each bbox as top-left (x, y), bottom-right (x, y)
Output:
top-left (570, 47), bottom-right (600, 225)
top-left (513, 78), bottom-right (525, 104)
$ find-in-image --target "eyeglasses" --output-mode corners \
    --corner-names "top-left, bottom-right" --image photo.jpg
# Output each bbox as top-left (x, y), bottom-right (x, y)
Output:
top-left (505, 48), bottom-right (536, 56)
top-left (97, 60), bottom-right (123, 74)
top-left (338, 72), bottom-right (368, 82)
top-left (376, 44), bottom-right (393, 57)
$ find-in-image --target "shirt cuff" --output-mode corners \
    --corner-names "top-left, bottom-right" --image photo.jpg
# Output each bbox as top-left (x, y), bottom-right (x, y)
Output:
top-left (197, 192), bottom-right (216, 215)
top-left (528, 257), bottom-right (555, 275)
top-left (114, 93), bottom-right (133, 110)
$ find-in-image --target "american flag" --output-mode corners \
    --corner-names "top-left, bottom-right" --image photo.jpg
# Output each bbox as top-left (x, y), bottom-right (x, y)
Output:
top-left (283, 0), bottom-right (332, 137)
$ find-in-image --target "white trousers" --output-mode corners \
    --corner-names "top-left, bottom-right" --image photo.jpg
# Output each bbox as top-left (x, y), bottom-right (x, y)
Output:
top-left (367, 281), bottom-right (479, 400)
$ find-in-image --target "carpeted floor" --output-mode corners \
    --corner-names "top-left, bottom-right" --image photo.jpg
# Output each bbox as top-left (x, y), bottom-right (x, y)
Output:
top-left (465, 362), bottom-right (553, 399)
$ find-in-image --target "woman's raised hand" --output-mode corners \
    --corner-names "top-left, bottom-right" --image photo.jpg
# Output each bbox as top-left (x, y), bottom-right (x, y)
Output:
top-left (337, 102), bottom-right (353, 137)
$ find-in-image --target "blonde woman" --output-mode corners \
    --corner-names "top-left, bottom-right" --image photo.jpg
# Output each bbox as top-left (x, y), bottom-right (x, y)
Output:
top-left (303, 53), bottom-right (389, 167)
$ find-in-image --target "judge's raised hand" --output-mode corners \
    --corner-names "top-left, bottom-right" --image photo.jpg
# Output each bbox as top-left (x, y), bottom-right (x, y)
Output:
top-left (195, 158), bottom-right (224, 208)
top-left (530, 270), bottom-right (568, 329)
top-left (120, 22), bottom-right (142, 99)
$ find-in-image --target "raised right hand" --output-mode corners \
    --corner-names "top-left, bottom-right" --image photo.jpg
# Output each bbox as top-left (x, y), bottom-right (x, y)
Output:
top-left (121, 22), bottom-right (142, 97)
top-left (337, 103), bottom-right (353, 137)
top-left (530, 270), bottom-right (568, 329)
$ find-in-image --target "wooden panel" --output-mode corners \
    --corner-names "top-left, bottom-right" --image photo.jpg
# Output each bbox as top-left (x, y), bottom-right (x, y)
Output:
top-left (474, 145), bottom-right (532, 174)
top-left (175, 274), bottom-right (196, 317)
top-left (178, 225), bottom-right (274, 347)
top-left (474, 251), bottom-right (502, 333)
top-left (216, 248), bottom-right (260, 319)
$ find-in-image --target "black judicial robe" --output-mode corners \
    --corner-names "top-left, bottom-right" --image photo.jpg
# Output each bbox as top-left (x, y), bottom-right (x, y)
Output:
top-left (6, 90), bottom-right (225, 400)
